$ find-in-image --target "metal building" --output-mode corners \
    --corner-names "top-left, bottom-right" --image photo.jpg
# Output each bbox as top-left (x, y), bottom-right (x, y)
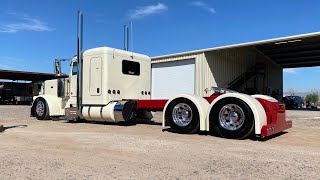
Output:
top-left (151, 32), bottom-right (320, 100)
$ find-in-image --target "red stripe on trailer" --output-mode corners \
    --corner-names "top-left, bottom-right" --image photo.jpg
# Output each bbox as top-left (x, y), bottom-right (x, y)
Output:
top-left (137, 99), bottom-right (168, 111)
top-left (136, 95), bottom-right (221, 111)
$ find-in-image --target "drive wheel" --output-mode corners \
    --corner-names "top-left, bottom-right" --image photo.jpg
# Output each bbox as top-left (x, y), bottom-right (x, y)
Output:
top-left (165, 98), bottom-right (200, 134)
top-left (209, 97), bottom-right (254, 139)
top-left (34, 98), bottom-right (50, 120)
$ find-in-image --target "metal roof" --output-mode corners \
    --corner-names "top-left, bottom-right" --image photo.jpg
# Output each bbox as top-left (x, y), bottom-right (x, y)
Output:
top-left (0, 69), bottom-right (68, 81)
top-left (152, 32), bottom-right (320, 68)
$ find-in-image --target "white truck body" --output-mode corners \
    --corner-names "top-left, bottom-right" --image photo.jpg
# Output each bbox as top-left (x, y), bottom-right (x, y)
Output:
top-left (31, 12), bottom-right (292, 139)
top-left (34, 47), bottom-right (151, 121)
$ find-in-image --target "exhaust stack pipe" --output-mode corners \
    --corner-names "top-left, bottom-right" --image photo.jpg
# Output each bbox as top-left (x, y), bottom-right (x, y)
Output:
top-left (124, 25), bottom-right (129, 51)
top-left (77, 11), bottom-right (83, 117)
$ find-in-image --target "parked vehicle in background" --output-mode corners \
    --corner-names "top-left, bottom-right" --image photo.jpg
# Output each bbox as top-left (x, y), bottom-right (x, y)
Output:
top-left (283, 96), bottom-right (304, 109)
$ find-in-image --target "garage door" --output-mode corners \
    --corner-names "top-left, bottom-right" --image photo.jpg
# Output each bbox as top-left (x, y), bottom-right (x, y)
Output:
top-left (151, 59), bottom-right (195, 99)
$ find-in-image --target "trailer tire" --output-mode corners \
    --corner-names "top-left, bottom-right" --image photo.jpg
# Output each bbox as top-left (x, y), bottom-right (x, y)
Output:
top-left (165, 98), bottom-right (200, 134)
top-left (34, 98), bottom-right (50, 120)
top-left (209, 97), bottom-right (254, 139)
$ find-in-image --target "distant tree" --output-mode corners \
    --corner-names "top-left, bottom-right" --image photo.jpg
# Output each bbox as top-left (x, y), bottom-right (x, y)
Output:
top-left (285, 88), bottom-right (297, 96)
top-left (305, 92), bottom-right (319, 104)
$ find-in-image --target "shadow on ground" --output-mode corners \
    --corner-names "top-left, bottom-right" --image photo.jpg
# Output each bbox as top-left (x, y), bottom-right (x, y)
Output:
top-left (40, 116), bottom-right (290, 141)
top-left (250, 132), bottom-right (288, 141)
top-left (287, 108), bottom-right (320, 111)
top-left (0, 125), bottom-right (28, 133)
top-left (162, 128), bottom-right (289, 141)
top-left (64, 118), bottom-right (162, 127)
top-left (0, 103), bottom-right (31, 105)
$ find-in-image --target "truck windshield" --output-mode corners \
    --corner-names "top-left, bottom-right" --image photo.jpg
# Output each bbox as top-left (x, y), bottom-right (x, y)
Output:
top-left (72, 62), bottom-right (78, 75)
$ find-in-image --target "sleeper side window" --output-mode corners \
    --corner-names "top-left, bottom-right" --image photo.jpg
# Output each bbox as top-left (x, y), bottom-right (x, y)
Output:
top-left (122, 60), bottom-right (140, 76)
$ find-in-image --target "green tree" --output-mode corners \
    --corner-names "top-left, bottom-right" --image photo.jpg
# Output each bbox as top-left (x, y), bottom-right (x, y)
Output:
top-left (305, 92), bottom-right (319, 104)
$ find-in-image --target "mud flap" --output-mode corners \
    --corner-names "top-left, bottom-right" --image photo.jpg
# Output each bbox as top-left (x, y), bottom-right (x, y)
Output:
top-left (30, 104), bottom-right (35, 117)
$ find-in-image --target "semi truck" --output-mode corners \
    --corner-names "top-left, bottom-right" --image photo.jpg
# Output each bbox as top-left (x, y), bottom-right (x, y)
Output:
top-left (31, 12), bottom-right (292, 139)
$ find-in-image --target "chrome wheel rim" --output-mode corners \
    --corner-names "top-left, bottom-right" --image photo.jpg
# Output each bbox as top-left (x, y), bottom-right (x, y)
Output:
top-left (172, 103), bottom-right (193, 127)
top-left (219, 104), bottom-right (245, 131)
top-left (36, 101), bottom-right (45, 117)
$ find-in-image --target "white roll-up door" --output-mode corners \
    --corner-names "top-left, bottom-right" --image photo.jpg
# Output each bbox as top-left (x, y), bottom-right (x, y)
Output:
top-left (151, 59), bottom-right (195, 99)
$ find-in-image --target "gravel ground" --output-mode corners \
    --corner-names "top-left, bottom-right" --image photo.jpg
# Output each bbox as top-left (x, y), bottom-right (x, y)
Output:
top-left (0, 105), bottom-right (320, 180)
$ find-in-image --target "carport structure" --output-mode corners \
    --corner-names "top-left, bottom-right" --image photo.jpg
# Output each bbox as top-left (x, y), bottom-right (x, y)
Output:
top-left (249, 32), bottom-right (320, 68)
top-left (0, 69), bottom-right (68, 104)
top-left (0, 69), bottom-right (68, 81)
top-left (151, 32), bottom-right (320, 99)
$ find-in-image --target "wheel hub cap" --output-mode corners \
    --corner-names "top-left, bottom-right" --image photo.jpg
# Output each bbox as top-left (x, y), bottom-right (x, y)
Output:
top-left (36, 101), bottom-right (45, 116)
top-left (219, 104), bottom-right (245, 131)
top-left (172, 103), bottom-right (193, 127)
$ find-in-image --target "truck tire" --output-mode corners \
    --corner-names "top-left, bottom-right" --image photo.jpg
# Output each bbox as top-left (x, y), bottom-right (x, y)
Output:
top-left (34, 98), bottom-right (50, 120)
top-left (209, 97), bottom-right (254, 139)
top-left (165, 98), bottom-right (200, 134)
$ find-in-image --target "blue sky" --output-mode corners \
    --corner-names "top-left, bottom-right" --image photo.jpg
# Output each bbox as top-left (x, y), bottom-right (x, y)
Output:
top-left (0, 0), bottom-right (319, 91)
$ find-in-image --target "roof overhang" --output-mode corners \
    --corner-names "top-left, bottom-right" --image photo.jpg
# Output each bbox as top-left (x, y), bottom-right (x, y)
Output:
top-left (0, 69), bottom-right (68, 81)
top-left (255, 33), bottom-right (320, 68)
top-left (152, 32), bottom-right (320, 68)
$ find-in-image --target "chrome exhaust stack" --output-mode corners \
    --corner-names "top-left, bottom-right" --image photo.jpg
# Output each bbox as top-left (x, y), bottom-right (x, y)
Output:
top-left (124, 25), bottom-right (129, 51)
top-left (77, 11), bottom-right (83, 117)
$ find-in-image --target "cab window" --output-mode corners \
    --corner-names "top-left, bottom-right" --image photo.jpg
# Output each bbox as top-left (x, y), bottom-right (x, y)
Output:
top-left (72, 62), bottom-right (78, 75)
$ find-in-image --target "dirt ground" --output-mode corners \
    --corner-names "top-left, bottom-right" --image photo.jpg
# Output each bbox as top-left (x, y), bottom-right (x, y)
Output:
top-left (0, 105), bottom-right (319, 180)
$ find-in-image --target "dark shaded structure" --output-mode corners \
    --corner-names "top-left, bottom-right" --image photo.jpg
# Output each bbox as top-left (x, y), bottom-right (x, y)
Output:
top-left (0, 69), bottom-right (68, 81)
top-left (0, 69), bottom-right (68, 104)
top-left (255, 32), bottom-right (320, 68)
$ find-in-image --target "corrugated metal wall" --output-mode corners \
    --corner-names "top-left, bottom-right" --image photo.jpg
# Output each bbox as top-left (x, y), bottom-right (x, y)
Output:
top-left (264, 55), bottom-right (283, 98)
top-left (201, 47), bottom-right (282, 97)
top-left (151, 47), bottom-right (283, 98)
top-left (202, 47), bottom-right (256, 96)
